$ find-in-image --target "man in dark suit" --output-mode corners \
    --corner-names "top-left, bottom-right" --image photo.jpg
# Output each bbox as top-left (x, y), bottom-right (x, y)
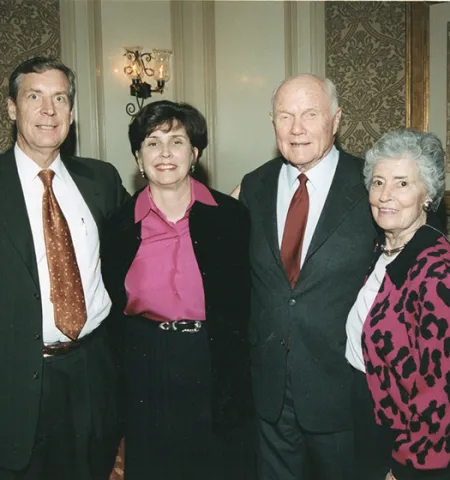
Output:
top-left (0, 57), bottom-right (128, 480)
top-left (240, 74), bottom-right (377, 479)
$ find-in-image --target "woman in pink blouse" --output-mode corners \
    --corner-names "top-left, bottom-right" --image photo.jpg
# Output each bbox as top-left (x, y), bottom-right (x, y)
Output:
top-left (345, 129), bottom-right (450, 480)
top-left (102, 101), bottom-right (255, 479)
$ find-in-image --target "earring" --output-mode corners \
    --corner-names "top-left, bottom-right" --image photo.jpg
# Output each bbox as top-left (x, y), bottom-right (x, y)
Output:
top-left (190, 164), bottom-right (196, 174)
top-left (422, 200), bottom-right (431, 212)
top-left (140, 169), bottom-right (145, 179)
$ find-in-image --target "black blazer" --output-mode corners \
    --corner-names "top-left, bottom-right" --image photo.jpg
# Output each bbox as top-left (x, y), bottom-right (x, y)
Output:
top-left (0, 149), bottom-right (128, 471)
top-left (101, 186), bottom-right (253, 428)
top-left (241, 150), bottom-right (378, 432)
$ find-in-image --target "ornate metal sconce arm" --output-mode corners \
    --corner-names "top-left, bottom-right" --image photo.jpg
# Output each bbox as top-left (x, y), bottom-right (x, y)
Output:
top-left (123, 47), bottom-right (171, 116)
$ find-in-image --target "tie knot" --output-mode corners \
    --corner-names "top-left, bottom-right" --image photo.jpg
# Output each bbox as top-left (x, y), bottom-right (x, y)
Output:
top-left (298, 173), bottom-right (308, 188)
top-left (38, 169), bottom-right (55, 187)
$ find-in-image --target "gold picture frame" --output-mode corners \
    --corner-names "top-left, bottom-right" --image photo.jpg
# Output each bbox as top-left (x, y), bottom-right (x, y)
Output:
top-left (406, 2), bottom-right (450, 222)
top-left (405, 2), bottom-right (429, 131)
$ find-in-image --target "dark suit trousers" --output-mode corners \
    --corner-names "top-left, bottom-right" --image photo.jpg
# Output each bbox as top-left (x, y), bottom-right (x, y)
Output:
top-left (0, 327), bottom-right (120, 480)
top-left (256, 355), bottom-right (353, 480)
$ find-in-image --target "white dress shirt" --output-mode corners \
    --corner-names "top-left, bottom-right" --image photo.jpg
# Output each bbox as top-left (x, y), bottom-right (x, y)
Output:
top-left (15, 145), bottom-right (112, 344)
top-left (277, 146), bottom-right (339, 267)
top-left (345, 252), bottom-right (398, 372)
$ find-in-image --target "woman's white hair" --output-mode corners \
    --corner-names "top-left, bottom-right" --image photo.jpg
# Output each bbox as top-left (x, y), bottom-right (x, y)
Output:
top-left (364, 129), bottom-right (445, 211)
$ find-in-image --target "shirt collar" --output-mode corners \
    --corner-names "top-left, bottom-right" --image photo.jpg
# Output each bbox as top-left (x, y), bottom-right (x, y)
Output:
top-left (134, 177), bottom-right (217, 223)
top-left (191, 177), bottom-right (218, 207)
top-left (14, 143), bottom-right (66, 184)
top-left (285, 145), bottom-right (339, 191)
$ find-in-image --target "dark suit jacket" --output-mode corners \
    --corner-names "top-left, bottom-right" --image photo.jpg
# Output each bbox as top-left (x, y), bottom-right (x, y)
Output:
top-left (0, 149), bottom-right (128, 471)
top-left (101, 186), bottom-right (253, 428)
top-left (240, 150), bottom-right (377, 432)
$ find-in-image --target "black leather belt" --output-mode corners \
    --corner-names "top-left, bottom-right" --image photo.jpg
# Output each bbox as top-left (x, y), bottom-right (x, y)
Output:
top-left (43, 324), bottom-right (104, 357)
top-left (152, 320), bottom-right (203, 333)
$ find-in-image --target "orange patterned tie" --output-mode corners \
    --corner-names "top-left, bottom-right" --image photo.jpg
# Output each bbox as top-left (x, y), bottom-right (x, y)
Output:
top-left (280, 173), bottom-right (309, 288)
top-left (39, 169), bottom-right (87, 340)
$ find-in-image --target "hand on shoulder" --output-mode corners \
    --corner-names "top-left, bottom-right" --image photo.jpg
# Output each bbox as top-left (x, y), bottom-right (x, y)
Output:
top-left (230, 184), bottom-right (241, 199)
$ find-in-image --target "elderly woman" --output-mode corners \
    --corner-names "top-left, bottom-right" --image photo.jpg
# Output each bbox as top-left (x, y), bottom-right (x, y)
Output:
top-left (102, 100), bottom-right (254, 479)
top-left (346, 129), bottom-right (450, 480)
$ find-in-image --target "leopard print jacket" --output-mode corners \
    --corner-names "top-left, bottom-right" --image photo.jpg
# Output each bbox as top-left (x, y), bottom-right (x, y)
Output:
top-left (362, 225), bottom-right (450, 470)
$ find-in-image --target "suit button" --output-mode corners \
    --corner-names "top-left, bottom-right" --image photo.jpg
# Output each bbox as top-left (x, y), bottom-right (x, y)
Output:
top-left (34, 293), bottom-right (40, 300)
top-left (289, 298), bottom-right (296, 306)
top-left (34, 333), bottom-right (41, 340)
top-left (32, 372), bottom-right (39, 380)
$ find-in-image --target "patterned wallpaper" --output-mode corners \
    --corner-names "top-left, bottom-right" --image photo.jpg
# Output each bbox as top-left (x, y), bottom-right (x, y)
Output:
top-left (325, 1), bottom-right (406, 158)
top-left (0, 0), bottom-right (60, 152)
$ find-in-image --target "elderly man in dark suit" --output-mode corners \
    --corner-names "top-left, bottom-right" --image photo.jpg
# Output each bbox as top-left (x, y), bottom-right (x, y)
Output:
top-left (239, 74), bottom-right (377, 479)
top-left (0, 57), bottom-right (128, 480)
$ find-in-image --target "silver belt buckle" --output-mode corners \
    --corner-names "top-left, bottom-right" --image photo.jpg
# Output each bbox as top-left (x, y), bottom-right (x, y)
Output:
top-left (158, 321), bottom-right (201, 333)
top-left (158, 322), bottom-right (172, 331)
top-left (178, 321), bottom-right (202, 333)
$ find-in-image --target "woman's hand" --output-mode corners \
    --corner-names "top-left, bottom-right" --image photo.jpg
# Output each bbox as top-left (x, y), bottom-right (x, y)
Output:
top-left (230, 184), bottom-right (241, 199)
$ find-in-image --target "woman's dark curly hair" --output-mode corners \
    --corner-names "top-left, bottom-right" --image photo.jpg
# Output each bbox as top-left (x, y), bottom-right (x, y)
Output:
top-left (129, 100), bottom-right (208, 159)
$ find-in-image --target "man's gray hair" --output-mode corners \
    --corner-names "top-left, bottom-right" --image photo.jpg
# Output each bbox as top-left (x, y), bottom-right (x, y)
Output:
top-left (271, 74), bottom-right (339, 115)
top-left (9, 56), bottom-right (76, 109)
top-left (364, 129), bottom-right (445, 212)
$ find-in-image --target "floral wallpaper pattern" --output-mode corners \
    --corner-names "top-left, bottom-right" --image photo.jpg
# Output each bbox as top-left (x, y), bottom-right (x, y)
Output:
top-left (0, 0), bottom-right (60, 151)
top-left (325, 1), bottom-right (406, 159)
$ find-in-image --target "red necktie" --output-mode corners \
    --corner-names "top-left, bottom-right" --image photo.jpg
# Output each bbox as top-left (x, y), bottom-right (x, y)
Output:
top-left (39, 169), bottom-right (87, 340)
top-left (280, 173), bottom-right (309, 288)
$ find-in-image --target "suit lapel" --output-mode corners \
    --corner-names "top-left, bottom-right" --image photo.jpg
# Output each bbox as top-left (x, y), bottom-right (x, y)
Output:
top-left (304, 152), bottom-right (365, 263)
top-left (256, 158), bottom-right (284, 269)
top-left (62, 155), bottom-right (103, 227)
top-left (0, 151), bottom-right (39, 287)
top-left (0, 152), bottom-right (108, 289)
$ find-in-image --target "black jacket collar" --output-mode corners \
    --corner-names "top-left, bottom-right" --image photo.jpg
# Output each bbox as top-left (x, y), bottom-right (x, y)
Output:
top-left (381, 224), bottom-right (448, 288)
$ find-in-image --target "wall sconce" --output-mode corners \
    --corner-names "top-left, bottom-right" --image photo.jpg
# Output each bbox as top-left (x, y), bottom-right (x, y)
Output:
top-left (124, 46), bottom-right (172, 116)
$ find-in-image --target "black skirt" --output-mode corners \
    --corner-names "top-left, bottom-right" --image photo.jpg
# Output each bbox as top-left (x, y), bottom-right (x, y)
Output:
top-left (121, 316), bottom-right (255, 480)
